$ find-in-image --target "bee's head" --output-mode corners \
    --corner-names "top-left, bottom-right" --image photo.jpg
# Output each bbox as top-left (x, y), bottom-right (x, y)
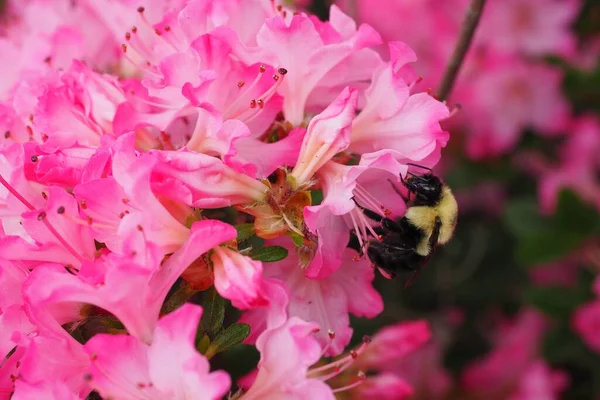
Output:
top-left (403, 173), bottom-right (443, 205)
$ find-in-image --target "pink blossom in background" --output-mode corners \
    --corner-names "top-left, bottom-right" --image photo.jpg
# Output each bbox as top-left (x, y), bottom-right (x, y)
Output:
top-left (461, 309), bottom-right (569, 400)
top-left (538, 115), bottom-right (600, 214)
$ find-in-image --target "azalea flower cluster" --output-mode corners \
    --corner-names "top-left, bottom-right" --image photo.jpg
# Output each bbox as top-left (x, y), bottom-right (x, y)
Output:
top-left (0, 1), bottom-right (450, 398)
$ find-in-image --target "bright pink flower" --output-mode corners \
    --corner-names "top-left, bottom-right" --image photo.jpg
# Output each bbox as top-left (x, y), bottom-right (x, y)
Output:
top-left (356, 320), bottom-right (431, 369)
top-left (211, 247), bottom-right (269, 309)
top-left (11, 332), bottom-right (90, 398)
top-left (252, 6), bottom-right (382, 126)
top-left (353, 373), bottom-right (414, 400)
top-left (241, 317), bottom-right (334, 399)
top-left (290, 87), bottom-right (357, 189)
top-left (507, 361), bottom-right (569, 400)
top-left (22, 220), bottom-right (235, 343)
top-left (349, 44), bottom-right (450, 162)
top-left (573, 300), bottom-right (600, 353)
top-left (227, 127), bottom-right (304, 178)
top-left (538, 115), bottom-right (600, 213)
top-left (476, 0), bottom-right (579, 57)
top-left (84, 303), bottom-right (231, 400)
top-left (391, 339), bottom-right (453, 400)
top-left (239, 278), bottom-right (291, 344)
top-left (244, 237), bottom-right (382, 356)
top-left (11, 380), bottom-right (80, 400)
top-left (0, 183), bottom-right (95, 268)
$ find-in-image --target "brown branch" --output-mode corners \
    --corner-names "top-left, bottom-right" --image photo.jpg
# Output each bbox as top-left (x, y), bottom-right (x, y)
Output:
top-left (436, 0), bottom-right (486, 102)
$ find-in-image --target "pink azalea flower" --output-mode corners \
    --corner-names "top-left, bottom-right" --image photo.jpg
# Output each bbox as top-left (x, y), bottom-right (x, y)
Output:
top-left (352, 373), bottom-right (414, 400)
top-left (10, 332), bottom-right (91, 398)
top-left (243, 237), bottom-right (382, 356)
top-left (11, 380), bottom-right (80, 400)
top-left (355, 320), bottom-right (431, 369)
top-left (211, 246), bottom-right (269, 309)
top-left (22, 220), bottom-right (235, 343)
top-left (462, 309), bottom-right (549, 398)
top-left (240, 317), bottom-right (334, 399)
top-left (251, 6), bottom-right (382, 126)
top-left (538, 115), bottom-right (600, 214)
top-left (573, 300), bottom-right (600, 353)
top-left (461, 55), bottom-right (570, 159)
top-left (389, 339), bottom-right (453, 400)
top-left (289, 87), bottom-right (357, 189)
top-left (507, 361), bottom-right (569, 400)
top-left (84, 303), bottom-right (231, 400)
top-left (348, 43), bottom-right (450, 162)
top-left (476, 0), bottom-right (579, 57)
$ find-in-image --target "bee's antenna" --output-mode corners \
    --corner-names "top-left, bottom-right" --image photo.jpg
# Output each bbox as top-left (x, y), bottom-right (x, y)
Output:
top-left (406, 163), bottom-right (433, 172)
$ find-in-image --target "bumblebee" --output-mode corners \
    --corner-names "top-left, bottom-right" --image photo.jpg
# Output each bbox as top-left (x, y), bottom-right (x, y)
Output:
top-left (352, 164), bottom-right (458, 281)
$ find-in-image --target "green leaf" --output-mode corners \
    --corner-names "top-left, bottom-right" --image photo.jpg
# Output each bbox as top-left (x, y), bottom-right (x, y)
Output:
top-left (524, 286), bottom-right (589, 319)
top-left (161, 281), bottom-right (199, 315)
top-left (288, 231), bottom-right (304, 247)
top-left (503, 198), bottom-right (545, 238)
top-left (199, 287), bottom-right (225, 336)
top-left (195, 333), bottom-right (211, 354)
top-left (204, 323), bottom-right (251, 359)
top-left (249, 245), bottom-right (288, 262)
top-left (235, 223), bottom-right (255, 242)
top-left (503, 191), bottom-right (600, 266)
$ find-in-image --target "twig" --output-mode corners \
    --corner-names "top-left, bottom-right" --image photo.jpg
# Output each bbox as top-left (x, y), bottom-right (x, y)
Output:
top-left (436, 0), bottom-right (486, 101)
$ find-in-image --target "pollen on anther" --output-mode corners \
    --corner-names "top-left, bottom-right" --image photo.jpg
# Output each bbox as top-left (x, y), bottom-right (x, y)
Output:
top-left (122, 198), bottom-right (130, 204)
top-left (137, 224), bottom-right (144, 231)
top-left (357, 371), bottom-right (366, 380)
top-left (41, 192), bottom-right (48, 200)
top-left (350, 350), bottom-right (358, 359)
top-left (57, 206), bottom-right (65, 214)
top-left (377, 235), bottom-right (383, 242)
top-left (256, 99), bottom-right (264, 109)
top-left (119, 212), bottom-right (126, 219)
top-left (278, 67), bottom-right (288, 75)
top-left (362, 335), bottom-right (372, 344)
top-left (328, 330), bottom-right (336, 339)
top-left (273, 74), bottom-right (279, 81)
top-left (155, 28), bottom-right (162, 36)
top-left (249, 99), bottom-right (257, 108)
top-left (122, 44), bottom-right (128, 53)
top-left (384, 209), bottom-right (391, 216)
top-left (137, 6), bottom-right (145, 13)
top-left (259, 65), bottom-right (266, 73)
top-left (132, 26), bottom-right (138, 33)
top-left (125, 32), bottom-right (131, 40)
top-left (80, 199), bottom-right (87, 209)
top-left (237, 80), bottom-right (245, 88)
top-left (37, 212), bottom-right (46, 221)
top-left (87, 217), bottom-right (93, 225)
top-left (90, 353), bottom-right (98, 361)
top-left (353, 255), bottom-right (361, 261)
top-left (31, 155), bottom-right (38, 162)
top-left (4, 131), bottom-right (10, 139)
top-left (83, 373), bottom-right (92, 382)
top-left (164, 25), bottom-right (171, 32)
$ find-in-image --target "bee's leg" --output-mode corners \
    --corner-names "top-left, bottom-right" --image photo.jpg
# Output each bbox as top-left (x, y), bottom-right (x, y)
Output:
top-left (347, 233), bottom-right (362, 254)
